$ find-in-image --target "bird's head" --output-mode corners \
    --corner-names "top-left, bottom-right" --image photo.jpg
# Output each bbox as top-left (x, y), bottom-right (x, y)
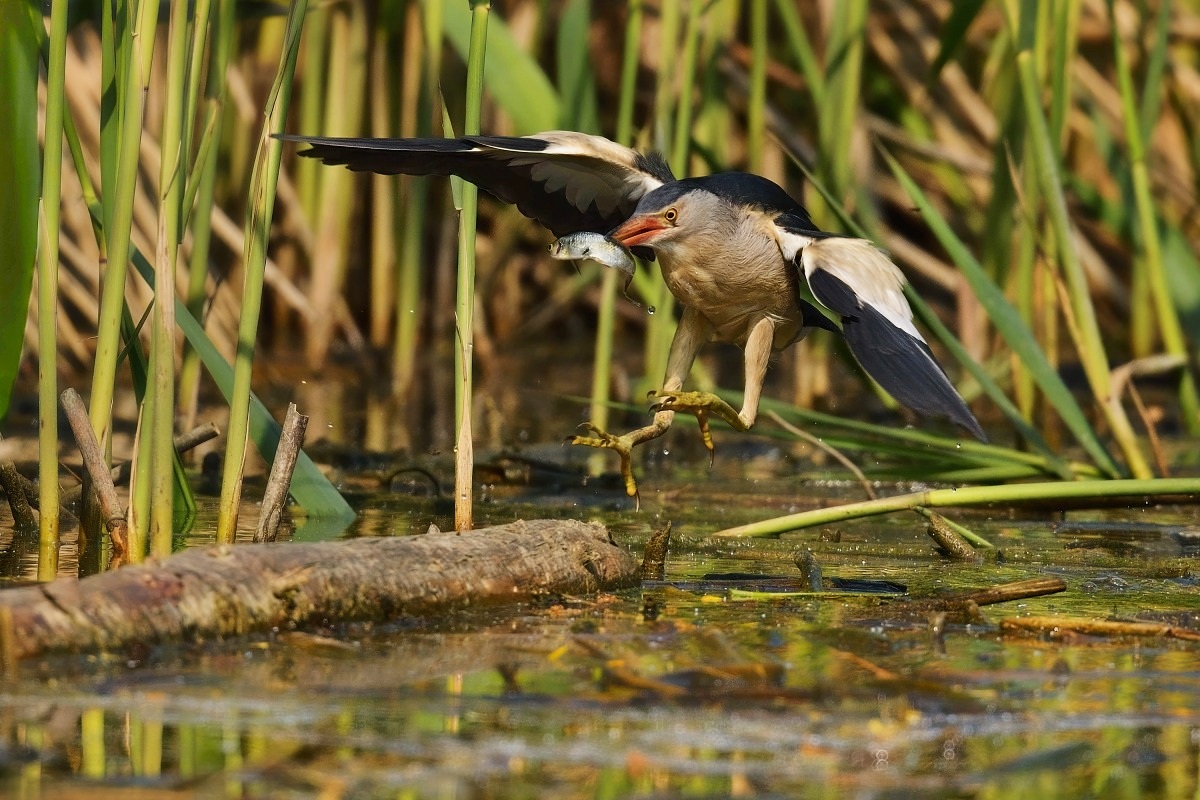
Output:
top-left (608, 182), bottom-right (725, 257)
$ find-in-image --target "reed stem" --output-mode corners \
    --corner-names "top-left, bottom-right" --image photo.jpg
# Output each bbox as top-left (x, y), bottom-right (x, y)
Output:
top-left (36, 0), bottom-right (70, 579)
top-left (453, 0), bottom-right (490, 531)
top-left (715, 478), bottom-right (1200, 538)
top-left (216, 4), bottom-right (309, 543)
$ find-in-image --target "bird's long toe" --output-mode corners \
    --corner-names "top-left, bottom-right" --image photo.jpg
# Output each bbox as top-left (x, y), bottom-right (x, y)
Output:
top-left (648, 390), bottom-right (749, 432)
top-left (567, 424), bottom-right (642, 508)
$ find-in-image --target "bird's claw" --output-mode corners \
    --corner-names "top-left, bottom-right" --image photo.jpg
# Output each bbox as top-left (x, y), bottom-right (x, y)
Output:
top-left (568, 423), bottom-right (642, 510)
top-left (646, 389), bottom-right (752, 466)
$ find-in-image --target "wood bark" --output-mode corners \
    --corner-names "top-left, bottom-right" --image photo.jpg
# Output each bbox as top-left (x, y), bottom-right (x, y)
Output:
top-left (0, 519), bottom-right (637, 661)
top-left (255, 402), bottom-right (308, 543)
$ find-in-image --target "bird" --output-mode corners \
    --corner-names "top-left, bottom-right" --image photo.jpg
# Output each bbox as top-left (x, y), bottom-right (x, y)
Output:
top-left (277, 130), bottom-right (986, 507)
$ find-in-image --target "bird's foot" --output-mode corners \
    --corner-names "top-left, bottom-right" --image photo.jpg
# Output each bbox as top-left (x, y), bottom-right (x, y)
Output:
top-left (568, 423), bottom-right (644, 510)
top-left (647, 390), bottom-right (750, 466)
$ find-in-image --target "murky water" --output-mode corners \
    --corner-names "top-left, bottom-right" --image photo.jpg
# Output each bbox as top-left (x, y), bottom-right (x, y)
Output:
top-left (3, 445), bottom-right (1200, 797)
top-left (2, 356), bottom-right (1199, 797)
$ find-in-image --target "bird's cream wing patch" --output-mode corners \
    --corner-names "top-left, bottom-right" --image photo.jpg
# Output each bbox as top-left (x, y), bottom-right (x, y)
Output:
top-left (800, 237), bottom-right (925, 343)
top-left (771, 224), bottom-right (817, 262)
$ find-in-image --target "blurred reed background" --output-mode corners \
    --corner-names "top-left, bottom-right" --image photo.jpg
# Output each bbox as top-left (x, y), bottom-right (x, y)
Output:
top-left (8, 0), bottom-right (1200, 565)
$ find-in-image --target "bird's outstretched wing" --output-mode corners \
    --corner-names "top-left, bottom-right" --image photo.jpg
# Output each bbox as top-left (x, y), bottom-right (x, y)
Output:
top-left (773, 216), bottom-right (986, 441)
top-left (276, 131), bottom-right (674, 237)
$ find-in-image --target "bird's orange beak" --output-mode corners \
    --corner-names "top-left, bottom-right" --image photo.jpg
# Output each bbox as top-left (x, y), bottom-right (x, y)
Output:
top-left (610, 215), bottom-right (668, 248)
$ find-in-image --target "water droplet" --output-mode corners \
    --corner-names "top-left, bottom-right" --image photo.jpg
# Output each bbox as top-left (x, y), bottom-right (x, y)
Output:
top-left (647, 305), bottom-right (656, 315)
top-left (662, 448), bottom-right (670, 456)
top-left (955, 441), bottom-right (962, 449)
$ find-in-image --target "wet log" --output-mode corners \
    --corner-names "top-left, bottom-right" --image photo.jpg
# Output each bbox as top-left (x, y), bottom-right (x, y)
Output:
top-left (0, 519), bottom-right (638, 661)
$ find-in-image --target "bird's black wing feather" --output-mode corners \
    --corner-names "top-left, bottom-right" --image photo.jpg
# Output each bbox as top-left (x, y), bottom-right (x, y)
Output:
top-left (808, 270), bottom-right (986, 441)
top-left (275, 133), bottom-right (669, 237)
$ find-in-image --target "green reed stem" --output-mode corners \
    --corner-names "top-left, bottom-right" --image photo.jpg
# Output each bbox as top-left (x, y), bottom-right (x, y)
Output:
top-left (746, 0), bottom-right (766, 171)
top-left (1010, 0), bottom-right (1151, 479)
top-left (369, 27), bottom-right (397, 349)
top-left (145, 0), bottom-right (195, 554)
top-left (773, 0), bottom-right (825, 106)
top-left (880, 149), bottom-right (1113, 478)
top-left (80, 708), bottom-right (105, 778)
top-left (671, 0), bottom-right (700, 171)
top-left (216, 2), bottom-right (309, 543)
top-left (587, 0), bottom-right (643, 472)
top-left (1106, 0), bottom-right (1198, 433)
top-left (89, 0), bottom-right (162, 457)
top-left (615, 1), bottom-right (642, 147)
top-left (643, 0), bottom-right (681, 396)
top-left (295, 6), bottom-right (329, 218)
top-left (36, 0), bottom-right (70, 579)
top-left (393, 0), bottom-right (442, 394)
top-left (453, 0), bottom-right (489, 531)
top-left (1047, 0), bottom-right (1080, 147)
top-left (714, 478), bottom-right (1200, 538)
top-left (179, 0), bottom-right (236, 435)
top-left (818, 0), bottom-right (867, 218)
top-left (310, 4), bottom-right (368, 364)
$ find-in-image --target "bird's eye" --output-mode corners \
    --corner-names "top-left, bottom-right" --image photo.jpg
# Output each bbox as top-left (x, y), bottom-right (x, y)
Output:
top-left (664, 207), bottom-right (678, 223)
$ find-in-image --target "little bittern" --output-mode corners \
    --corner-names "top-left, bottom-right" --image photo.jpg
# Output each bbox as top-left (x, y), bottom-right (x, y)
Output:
top-left (280, 131), bottom-right (985, 507)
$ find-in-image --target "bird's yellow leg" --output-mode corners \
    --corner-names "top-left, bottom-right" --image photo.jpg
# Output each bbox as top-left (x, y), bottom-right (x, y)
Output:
top-left (570, 412), bottom-right (674, 509)
top-left (646, 316), bottom-right (775, 463)
top-left (569, 308), bottom-right (710, 509)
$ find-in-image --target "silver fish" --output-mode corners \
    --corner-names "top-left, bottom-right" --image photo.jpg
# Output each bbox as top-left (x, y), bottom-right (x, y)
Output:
top-left (548, 232), bottom-right (640, 306)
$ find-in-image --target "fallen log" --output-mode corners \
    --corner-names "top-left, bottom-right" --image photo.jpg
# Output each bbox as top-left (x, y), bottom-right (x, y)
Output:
top-left (0, 519), bottom-right (638, 661)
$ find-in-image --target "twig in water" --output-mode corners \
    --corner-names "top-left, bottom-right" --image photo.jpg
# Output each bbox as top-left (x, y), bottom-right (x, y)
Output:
top-left (59, 422), bottom-right (222, 509)
top-left (0, 448), bottom-right (37, 530)
top-left (766, 410), bottom-right (876, 500)
top-left (60, 389), bottom-right (128, 564)
top-left (792, 548), bottom-right (823, 590)
top-left (110, 421), bottom-right (221, 488)
top-left (896, 577), bottom-right (1067, 620)
top-left (959, 577), bottom-right (1067, 606)
top-left (255, 403), bottom-right (309, 543)
top-left (915, 506), bottom-right (979, 559)
top-left (913, 505), bottom-right (994, 550)
top-left (1001, 616), bottom-right (1200, 642)
top-left (640, 520), bottom-right (672, 580)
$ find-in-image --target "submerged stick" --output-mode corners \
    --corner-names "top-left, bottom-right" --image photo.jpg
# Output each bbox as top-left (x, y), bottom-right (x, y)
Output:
top-left (59, 422), bottom-right (221, 510)
top-left (0, 520), bottom-right (637, 661)
top-left (640, 520), bottom-right (672, 580)
top-left (1001, 616), bottom-right (1200, 642)
top-left (0, 454), bottom-right (37, 530)
top-left (920, 508), bottom-right (978, 560)
top-left (255, 403), bottom-right (308, 543)
top-left (958, 577), bottom-right (1067, 607)
top-left (895, 577), bottom-right (1067, 620)
top-left (111, 422), bottom-right (220, 487)
top-left (792, 549), bottom-right (823, 591)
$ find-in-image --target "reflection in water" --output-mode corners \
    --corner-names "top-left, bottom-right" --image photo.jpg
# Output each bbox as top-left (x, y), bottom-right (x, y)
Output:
top-left (3, 504), bottom-right (1200, 796)
top-left (3, 580), bottom-right (1200, 798)
top-left (2, 359), bottom-right (1200, 796)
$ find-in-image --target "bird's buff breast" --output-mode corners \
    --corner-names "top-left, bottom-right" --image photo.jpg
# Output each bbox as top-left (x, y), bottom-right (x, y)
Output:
top-left (658, 253), bottom-right (803, 349)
